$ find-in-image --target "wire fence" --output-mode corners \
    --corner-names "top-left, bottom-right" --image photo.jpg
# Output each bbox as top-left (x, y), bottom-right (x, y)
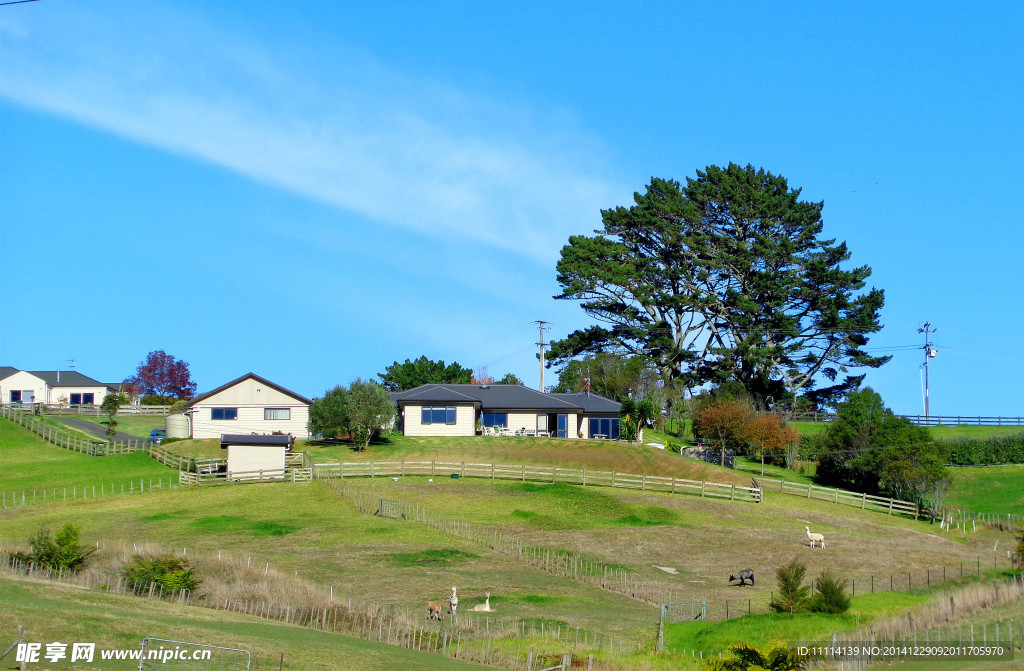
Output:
top-left (331, 482), bottom-right (692, 608)
top-left (1, 477), bottom-right (179, 509)
top-left (805, 574), bottom-right (1024, 670)
top-left (1, 556), bottom-right (636, 670)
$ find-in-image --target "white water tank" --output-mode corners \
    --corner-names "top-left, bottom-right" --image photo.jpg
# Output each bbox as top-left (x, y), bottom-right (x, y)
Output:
top-left (166, 414), bottom-right (190, 439)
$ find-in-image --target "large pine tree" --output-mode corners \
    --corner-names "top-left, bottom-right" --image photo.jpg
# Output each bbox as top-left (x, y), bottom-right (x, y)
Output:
top-left (550, 163), bottom-right (888, 409)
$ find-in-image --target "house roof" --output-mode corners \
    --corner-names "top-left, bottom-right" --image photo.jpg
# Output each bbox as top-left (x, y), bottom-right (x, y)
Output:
top-left (550, 392), bottom-right (621, 414)
top-left (391, 384), bottom-right (617, 412)
top-left (0, 366), bottom-right (20, 381)
top-left (220, 434), bottom-right (293, 447)
top-left (189, 372), bottom-right (313, 407)
top-left (27, 370), bottom-right (107, 387)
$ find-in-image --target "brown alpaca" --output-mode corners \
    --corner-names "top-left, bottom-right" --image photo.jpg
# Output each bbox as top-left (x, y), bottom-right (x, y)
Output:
top-left (427, 601), bottom-right (444, 620)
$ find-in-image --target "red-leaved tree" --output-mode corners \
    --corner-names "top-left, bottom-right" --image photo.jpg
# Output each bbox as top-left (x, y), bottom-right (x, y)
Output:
top-left (123, 350), bottom-right (197, 403)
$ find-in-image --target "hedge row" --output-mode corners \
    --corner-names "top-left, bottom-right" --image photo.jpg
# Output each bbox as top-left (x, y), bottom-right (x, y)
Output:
top-left (945, 431), bottom-right (1024, 466)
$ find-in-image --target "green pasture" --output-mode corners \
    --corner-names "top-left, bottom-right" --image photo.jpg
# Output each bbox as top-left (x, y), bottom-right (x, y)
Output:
top-left (929, 425), bottom-right (1024, 440)
top-left (161, 432), bottom-right (753, 485)
top-left (664, 590), bottom-right (930, 652)
top-left (945, 465), bottom-right (1024, 515)
top-left (732, 456), bottom-right (816, 484)
top-left (849, 582), bottom-right (1024, 671)
top-left (3, 412), bottom-right (1022, 666)
top-left (336, 474), bottom-right (1010, 597)
top-left (0, 421), bottom-right (173, 494)
top-left (0, 481), bottom-right (658, 641)
top-left (0, 578), bottom-right (488, 670)
top-left (72, 414), bottom-right (167, 437)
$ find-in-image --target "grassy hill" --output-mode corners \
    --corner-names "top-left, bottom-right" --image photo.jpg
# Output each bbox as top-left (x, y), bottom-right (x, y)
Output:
top-left (0, 421), bottom-right (174, 495)
top-left (0, 577), bottom-right (488, 670)
top-left (944, 464), bottom-right (1024, 515)
top-left (2, 416), bottom-right (1021, 669)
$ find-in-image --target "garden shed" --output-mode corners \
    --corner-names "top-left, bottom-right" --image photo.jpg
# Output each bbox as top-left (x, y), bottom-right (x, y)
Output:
top-left (220, 434), bottom-right (291, 480)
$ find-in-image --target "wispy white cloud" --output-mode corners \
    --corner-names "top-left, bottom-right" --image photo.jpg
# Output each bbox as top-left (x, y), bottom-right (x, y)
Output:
top-left (0, 1), bottom-right (617, 264)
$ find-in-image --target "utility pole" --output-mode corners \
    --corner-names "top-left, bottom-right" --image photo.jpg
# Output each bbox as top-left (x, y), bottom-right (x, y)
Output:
top-left (535, 320), bottom-right (550, 392)
top-left (917, 322), bottom-right (937, 425)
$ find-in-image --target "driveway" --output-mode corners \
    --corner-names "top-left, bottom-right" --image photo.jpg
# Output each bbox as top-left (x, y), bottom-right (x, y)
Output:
top-left (55, 417), bottom-right (150, 444)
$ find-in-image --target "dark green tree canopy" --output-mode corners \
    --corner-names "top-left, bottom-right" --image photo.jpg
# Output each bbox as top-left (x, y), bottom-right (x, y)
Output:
top-left (550, 163), bottom-right (888, 409)
top-left (495, 372), bottom-right (524, 386)
top-left (378, 356), bottom-right (473, 392)
top-left (307, 385), bottom-right (350, 438)
top-left (550, 352), bottom-right (659, 402)
top-left (813, 387), bottom-right (945, 501)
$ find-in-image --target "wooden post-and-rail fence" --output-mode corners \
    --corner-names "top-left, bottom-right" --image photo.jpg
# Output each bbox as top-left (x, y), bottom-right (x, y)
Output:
top-left (0, 405), bottom-right (224, 472)
top-left (753, 476), bottom-right (920, 519)
top-left (311, 460), bottom-right (763, 503)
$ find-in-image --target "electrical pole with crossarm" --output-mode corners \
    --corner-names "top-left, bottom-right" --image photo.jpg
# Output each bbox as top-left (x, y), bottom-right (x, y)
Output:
top-left (535, 320), bottom-right (550, 392)
top-left (918, 322), bottom-right (937, 425)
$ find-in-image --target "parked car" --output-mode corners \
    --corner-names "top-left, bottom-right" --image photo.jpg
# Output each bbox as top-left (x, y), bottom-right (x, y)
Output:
top-left (149, 428), bottom-right (166, 445)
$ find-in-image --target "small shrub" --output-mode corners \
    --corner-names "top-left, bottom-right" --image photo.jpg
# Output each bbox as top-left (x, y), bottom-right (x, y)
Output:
top-left (810, 568), bottom-right (851, 613)
top-left (123, 555), bottom-right (201, 592)
top-left (701, 640), bottom-right (806, 670)
top-left (770, 558), bottom-right (810, 613)
top-left (8, 524), bottom-right (96, 572)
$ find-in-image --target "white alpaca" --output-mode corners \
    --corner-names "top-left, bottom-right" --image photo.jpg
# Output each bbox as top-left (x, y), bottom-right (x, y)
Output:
top-left (805, 526), bottom-right (825, 549)
top-left (449, 586), bottom-right (459, 615)
top-left (470, 593), bottom-right (493, 612)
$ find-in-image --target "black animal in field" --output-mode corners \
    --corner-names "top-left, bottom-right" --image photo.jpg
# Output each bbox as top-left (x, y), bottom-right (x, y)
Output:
top-left (728, 569), bottom-right (755, 586)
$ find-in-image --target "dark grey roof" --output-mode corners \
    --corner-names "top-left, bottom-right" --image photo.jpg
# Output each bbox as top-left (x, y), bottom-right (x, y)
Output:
top-left (190, 372), bottom-right (312, 406)
top-left (550, 392), bottom-right (621, 414)
top-left (27, 370), bottom-right (107, 387)
top-left (390, 385), bottom-right (480, 404)
top-left (392, 384), bottom-right (614, 412)
top-left (0, 367), bottom-right (19, 380)
top-left (220, 434), bottom-right (293, 447)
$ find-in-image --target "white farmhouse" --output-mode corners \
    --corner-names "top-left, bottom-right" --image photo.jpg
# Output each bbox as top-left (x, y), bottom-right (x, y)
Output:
top-left (0, 367), bottom-right (111, 406)
top-left (187, 372), bottom-right (311, 440)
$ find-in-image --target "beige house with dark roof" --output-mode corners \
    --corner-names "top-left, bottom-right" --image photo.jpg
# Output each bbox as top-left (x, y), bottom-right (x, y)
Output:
top-left (390, 384), bottom-right (622, 439)
top-left (0, 367), bottom-right (111, 406)
top-left (187, 372), bottom-right (312, 440)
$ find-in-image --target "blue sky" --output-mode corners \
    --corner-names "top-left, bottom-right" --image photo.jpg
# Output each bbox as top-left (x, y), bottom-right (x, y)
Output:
top-left (1, 1), bottom-right (1021, 417)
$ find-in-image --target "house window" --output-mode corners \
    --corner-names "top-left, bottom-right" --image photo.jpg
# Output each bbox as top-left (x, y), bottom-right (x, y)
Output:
top-left (212, 408), bottom-right (238, 420)
top-left (264, 408), bottom-right (290, 420)
top-left (69, 393), bottom-right (95, 405)
top-left (589, 417), bottom-right (620, 439)
top-left (421, 406), bottom-right (457, 425)
top-left (482, 412), bottom-right (507, 428)
top-left (10, 390), bottom-right (21, 403)
top-left (83, 393), bottom-right (94, 405)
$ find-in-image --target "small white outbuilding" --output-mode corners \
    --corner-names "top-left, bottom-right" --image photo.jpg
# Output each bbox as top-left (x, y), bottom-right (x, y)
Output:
top-left (220, 434), bottom-right (292, 480)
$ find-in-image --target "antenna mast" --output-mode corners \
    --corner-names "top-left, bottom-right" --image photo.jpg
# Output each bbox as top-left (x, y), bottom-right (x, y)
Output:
top-left (535, 320), bottom-right (550, 392)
